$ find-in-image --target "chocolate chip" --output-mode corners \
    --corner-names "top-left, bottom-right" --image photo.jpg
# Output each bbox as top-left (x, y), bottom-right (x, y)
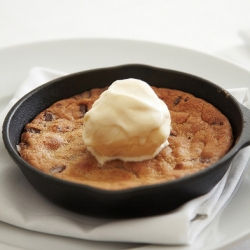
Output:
top-left (52, 124), bottom-right (74, 132)
top-left (174, 96), bottom-right (182, 105)
top-left (184, 97), bottom-right (189, 102)
top-left (44, 111), bottom-right (55, 121)
top-left (44, 137), bottom-right (63, 150)
top-left (25, 127), bottom-right (41, 133)
top-left (49, 166), bottom-right (66, 174)
top-left (170, 130), bottom-right (177, 136)
top-left (212, 121), bottom-right (224, 126)
top-left (175, 163), bottom-right (184, 170)
top-left (79, 104), bottom-right (87, 115)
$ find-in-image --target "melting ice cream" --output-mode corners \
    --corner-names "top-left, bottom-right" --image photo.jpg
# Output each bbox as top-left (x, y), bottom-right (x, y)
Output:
top-left (82, 78), bottom-right (171, 164)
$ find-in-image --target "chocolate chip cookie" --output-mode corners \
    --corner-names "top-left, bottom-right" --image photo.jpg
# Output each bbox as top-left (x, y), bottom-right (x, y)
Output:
top-left (17, 86), bottom-right (233, 190)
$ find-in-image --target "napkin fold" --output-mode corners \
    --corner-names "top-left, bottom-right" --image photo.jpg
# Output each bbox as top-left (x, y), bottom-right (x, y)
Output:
top-left (0, 67), bottom-right (250, 245)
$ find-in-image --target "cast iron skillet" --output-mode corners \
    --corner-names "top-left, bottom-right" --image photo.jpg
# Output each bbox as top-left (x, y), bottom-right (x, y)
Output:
top-left (2, 64), bottom-right (250, 218)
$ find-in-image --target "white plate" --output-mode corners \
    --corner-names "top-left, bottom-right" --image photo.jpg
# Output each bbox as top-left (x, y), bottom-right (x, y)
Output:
top-left (0, 38), bottom-right (250, 250)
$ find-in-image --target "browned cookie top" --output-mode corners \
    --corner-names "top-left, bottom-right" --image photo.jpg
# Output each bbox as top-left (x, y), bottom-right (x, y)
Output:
top-left (18, 86), bottom-right (233, 190)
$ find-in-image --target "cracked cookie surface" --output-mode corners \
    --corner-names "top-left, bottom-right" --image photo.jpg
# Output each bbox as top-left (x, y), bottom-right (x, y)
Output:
top-left (18, 86), bottom-right (233, 190)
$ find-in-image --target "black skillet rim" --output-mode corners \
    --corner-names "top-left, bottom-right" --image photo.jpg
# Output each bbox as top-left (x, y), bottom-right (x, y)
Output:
top-left (2, 64), bottom-right (245, 196)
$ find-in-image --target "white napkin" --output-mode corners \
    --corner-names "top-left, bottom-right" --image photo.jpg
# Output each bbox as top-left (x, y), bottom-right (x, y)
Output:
top-left (0, 67), bottom-right (250, 245)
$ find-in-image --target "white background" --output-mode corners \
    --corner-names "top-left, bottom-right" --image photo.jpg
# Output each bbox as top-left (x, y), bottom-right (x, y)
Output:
top-left (1, 1), bottom-right (250, 249)
top-left (1, 0), bottom-right (250, 66)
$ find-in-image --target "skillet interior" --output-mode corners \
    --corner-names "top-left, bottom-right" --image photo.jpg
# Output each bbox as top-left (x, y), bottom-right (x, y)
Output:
top-left (2, 64), bottom-right (245, 218)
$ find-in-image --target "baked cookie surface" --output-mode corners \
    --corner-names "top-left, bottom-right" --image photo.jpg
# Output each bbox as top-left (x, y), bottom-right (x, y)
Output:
top-left (18, 86), bottom-right (233, 190)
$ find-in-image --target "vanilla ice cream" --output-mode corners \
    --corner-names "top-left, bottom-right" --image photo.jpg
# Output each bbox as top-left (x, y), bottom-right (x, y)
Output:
top-left (82, 78), bottom-right (171, 164)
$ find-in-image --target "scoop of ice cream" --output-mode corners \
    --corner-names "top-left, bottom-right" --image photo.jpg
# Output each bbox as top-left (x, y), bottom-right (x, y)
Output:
top-left (82, 78), bottom-right (171, 164)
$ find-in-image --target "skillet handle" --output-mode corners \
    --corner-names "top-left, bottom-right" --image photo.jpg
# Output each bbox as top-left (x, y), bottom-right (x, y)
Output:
top-left (238, 103), bottom-right (250, 149)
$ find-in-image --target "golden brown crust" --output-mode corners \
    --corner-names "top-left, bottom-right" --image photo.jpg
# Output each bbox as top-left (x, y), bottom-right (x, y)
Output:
top-left (18, 86), bottom-right (233, 190)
